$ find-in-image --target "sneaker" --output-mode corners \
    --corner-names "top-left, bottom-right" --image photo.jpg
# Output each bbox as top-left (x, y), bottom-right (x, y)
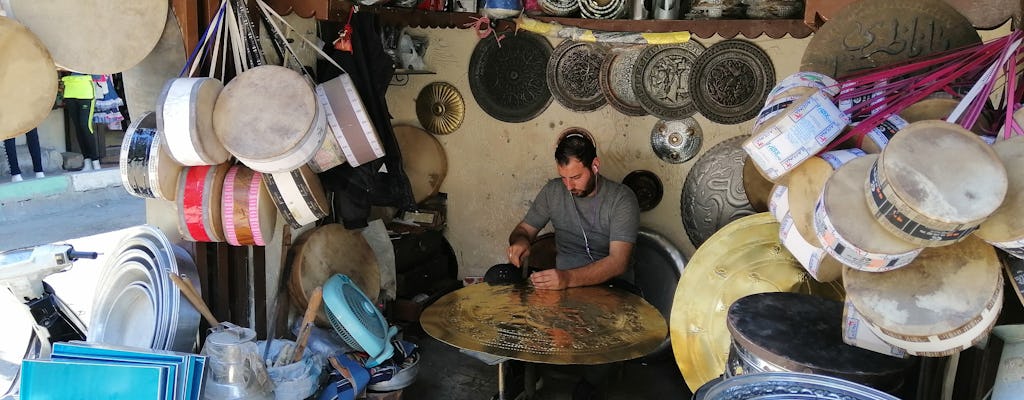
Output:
top-left (11, 174), bottom-right (23, 182)
top-left (572, 379), bottom-right (602, 400)
top-left (92, 159), bottom-right (101, 170)
top-left (34, 172), bottom-right (45, 179)
top-left (82, 159), bottom-right (93, 171)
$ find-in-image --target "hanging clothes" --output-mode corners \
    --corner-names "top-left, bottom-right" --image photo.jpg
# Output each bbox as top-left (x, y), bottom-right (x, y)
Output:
top-left (92, 75), bottom-right (125, 130)
top-left (317, 13), bottom-right (416, 229)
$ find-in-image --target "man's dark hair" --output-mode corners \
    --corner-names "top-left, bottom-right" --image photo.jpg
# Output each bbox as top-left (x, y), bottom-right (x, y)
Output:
top-left (555, 131), bottom-right (597, 168)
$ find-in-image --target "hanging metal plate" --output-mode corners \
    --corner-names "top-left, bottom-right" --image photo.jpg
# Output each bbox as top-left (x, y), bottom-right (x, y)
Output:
top-left (547, 40), bottom-right (609, 112)
top-left (650, 118), bottom-right (702, 164)
top-left (416, 81), bottom-right (465, 135)
top-left (622, 170), bottom-right (665, 212)
top-left (633, 41), bottom-right (705, 120)
top-left (600, 46), bottom-right (646, 117)
top-left (800, 0), bottom-right (980, 78)
top-left (689, 39), bottom-right (775, 125)
top-left (680, 135), bottom-right (755, 248)
top-left (468, 32), bottom-right (553, 123)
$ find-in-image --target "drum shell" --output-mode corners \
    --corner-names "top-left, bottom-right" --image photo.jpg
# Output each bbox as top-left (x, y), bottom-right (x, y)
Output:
top-left (158, 77), bottom-right (231, 166)
top-left (974, 136), bottom-right (1024, 257)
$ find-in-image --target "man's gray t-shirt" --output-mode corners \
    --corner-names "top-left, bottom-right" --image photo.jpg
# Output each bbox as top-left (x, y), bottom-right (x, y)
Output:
top-left (523, 175), bottom-right (640, 271)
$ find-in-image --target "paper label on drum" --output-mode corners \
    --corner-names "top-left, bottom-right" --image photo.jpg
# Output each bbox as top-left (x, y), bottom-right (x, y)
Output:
top-left (814, 199), bottom-right (920, 271)
top-left (842, 301), bottom-right (908, 358)
top-left (867, 162), bottom-right (979, 243)
top-left (744, 92), bottom-right (848, 179)
top-left (819, 149), bottom-right (865, 170)
top-left (767, 72), bottom-right (840, 100)
top-left (316, 75), bottom-right (385, 167)
top-left (860, 115), bottom-right (907, 152)
top-left (769, 185), bottom-right (789, 222)
top-left (986, 237), bottom-right (1024, 260)
top-left (754, 96), bottom-right (797, 128)
top-left (780, 213), bottom-right (825, 278)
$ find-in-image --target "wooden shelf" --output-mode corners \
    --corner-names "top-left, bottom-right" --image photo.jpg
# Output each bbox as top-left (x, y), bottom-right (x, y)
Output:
top-left (327, 6), bottom-right (814, 39)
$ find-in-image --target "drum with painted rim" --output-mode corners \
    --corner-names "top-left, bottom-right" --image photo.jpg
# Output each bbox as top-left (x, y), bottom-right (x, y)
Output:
top-left (176, 163), bottom-right (230, 243)
top-left (119, 111), bottom-right (182, 201)
top-left (157, 77), bottom-right (231, 166)
top-left (263, 165), bottom-right (329, 229)
top-left (221, 165), bottom-right (276, 247)
top-left (815, 155), bottom-right (922, 272)
top-left (867, 120), bottom-right (1007, 247)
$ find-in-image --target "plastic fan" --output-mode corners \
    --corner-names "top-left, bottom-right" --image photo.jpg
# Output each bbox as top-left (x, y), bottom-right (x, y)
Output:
top-left (322, 274), bottom-right (397, 367)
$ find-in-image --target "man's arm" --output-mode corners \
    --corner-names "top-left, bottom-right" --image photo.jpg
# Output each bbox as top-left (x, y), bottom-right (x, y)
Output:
top-left (530, 240), bottom-right (634, 290)
top-left (508, 221), bottom-right (540, 267)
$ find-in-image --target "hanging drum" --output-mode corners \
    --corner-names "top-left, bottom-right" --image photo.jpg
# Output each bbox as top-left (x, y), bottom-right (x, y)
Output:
top-left (177, 164), bottom-right (231, 243)
top-left (263, 165), bottom-right (329, 229)
top-left (221, 165), bottom-right (276, 247)
top-left (547, 41), bottom-right (608, 112)
top-left (214, 65), bottom-right (326, 173)
top-left (681, 135), bottom-right (756, 249)
top-left (289, 223), bottom-right (381, 326)
top-left (468, 32), bottom-right (553, 123)
top-left (976, 137), bottom-right (1024, 258)
top-left (726, 292), bottom-right (913, 392)
top-left (157, 77), bottom-right (230, 166)
top-left (0, 16), bottom-right (57, 141)
top-left (309, 73), bottom-right (387, 172)
top-left (844, 235), bottom-right (1003, 356)
top-left (622, 171), bottom-right (664, 212)
top-left (800, 0), bottom-right (980, 78)
top-left (741, 157), bottom-right (773, 213)
top-left (633, 41), bottom-right (705, 120)
top-left (416, 82), bottom-right (465, 135)
top-left (600, 46), bottom-right (647, 117)
top-left (4, 0), bottom-right (167, 74)
top-left (119, 111), bottom-right (182, 201)
top-left (650, 118), bottom-right (702, 164)
top-left (394, 125), bottom-right (448, 204)
top-left (670, 213), bottom-right (844, 392)
top-left (689, 39), bottom-right (774, 125)
top-left (122, 9), bottom-right (185, 120)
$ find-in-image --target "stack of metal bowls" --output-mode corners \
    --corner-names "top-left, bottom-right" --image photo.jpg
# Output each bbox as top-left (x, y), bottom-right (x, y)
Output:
top-left (579, 0), bottom-right (628, 19)
top-left (89, 225), bottom-right (201, 353)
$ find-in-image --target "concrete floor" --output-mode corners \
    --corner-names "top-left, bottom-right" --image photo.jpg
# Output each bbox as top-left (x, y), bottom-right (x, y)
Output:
top-left (400, 327), bottom-right (692, 400)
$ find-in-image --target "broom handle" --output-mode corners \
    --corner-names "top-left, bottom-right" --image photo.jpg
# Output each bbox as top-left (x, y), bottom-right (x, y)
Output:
top-left (168, 272), bottom-right (219, 326)
top-left (292, 286), bottom-right (323, 363)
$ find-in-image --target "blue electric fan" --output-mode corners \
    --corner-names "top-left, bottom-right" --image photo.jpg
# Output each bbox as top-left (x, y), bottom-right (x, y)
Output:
top-left (322, 274), bottom-right (397, 367)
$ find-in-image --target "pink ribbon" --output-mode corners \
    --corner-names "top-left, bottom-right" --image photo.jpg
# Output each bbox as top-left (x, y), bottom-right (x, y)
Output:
top-left (462, 16), bottom-right (506, 47)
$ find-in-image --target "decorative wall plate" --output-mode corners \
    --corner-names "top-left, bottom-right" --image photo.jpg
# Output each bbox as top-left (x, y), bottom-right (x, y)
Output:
top-left (600, 46), bottom-right (646, 117)
top-left (469, 32), bottom-right (553, 123)
top-left (416, 81), bottom-right (465, 135)
top-left (689, 39), bottom-right (775, 125)
top-left (800, 0), bottom-right (980, 78)
top-left (547, 40), bottom-right (608, 112)
top-left (681, 135), bottom-right (755, 248)
top-left (650, 118), bottom-right (702, 164)
top-left (622, 170), bottom-right (664, 211)
top-left (633, 41), bottom-right (705, 120)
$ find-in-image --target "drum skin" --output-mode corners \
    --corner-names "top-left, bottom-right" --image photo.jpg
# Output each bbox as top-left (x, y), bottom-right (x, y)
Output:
top-left (0, 16), bottom-right (57, 140)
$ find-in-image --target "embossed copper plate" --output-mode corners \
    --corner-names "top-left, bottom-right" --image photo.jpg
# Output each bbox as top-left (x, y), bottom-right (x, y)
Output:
top-left (622, 170), bottom-right (664, 211)
top-left (422, 283), bottom-right (666, 365)
top-left (633, 41), bottom-right (706, 120)
top-left (416, 81), bottom-right (465, 135)
top-left (681, 135), bottom-right (756, 248)
top-left (469, 32), bottom-right (553, 123)
top-left (651, 118), bottom-right (702, 164)
top-left (670, 213), bottom-right (845, 392)
top-left (689, 39), bottom-right (775, 125)
top-left (547, 40), bottom-right (609, 112)
top-left (600, 46), bottom-right (646, 117)
top-left (800, 0), bottom-right (980, 78)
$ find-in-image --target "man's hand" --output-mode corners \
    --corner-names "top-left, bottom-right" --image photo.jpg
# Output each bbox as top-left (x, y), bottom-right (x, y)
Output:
top-left (508, 222), bottom-right (539, 267)
top-left (530, 269), bottom-right (569, 290)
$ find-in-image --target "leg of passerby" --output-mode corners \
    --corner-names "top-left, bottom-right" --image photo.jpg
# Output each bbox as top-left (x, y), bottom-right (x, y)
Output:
top-left (66, 98), bottom-right (98, 171)
top-left (25, 128), bottom-right (44, 178)
top-left (4, 137), bottom-right (23, 182)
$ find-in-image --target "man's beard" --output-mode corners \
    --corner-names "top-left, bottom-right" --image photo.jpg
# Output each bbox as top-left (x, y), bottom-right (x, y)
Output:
top-left (572, 176), bottom-right (596, 198)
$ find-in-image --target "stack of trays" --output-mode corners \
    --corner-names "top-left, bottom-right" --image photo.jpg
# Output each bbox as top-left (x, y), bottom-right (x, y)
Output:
top-left (20, 341), bottom-right (205, 399)
top-left (579, 0), bottom-right (627, 19)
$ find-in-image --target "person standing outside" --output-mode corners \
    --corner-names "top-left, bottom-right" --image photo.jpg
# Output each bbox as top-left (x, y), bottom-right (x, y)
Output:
top-left (504, 130), bottom-right (640, 400)
top-left (4, 128), bottom-right (44, 182)
top-left (61, 73), bottom-right (101, 171)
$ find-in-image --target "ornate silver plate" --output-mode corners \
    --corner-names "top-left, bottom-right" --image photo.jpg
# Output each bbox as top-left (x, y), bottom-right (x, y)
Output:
top-left (698, 372), bottom-right (900, 400)
top-left (468, 32), bottom-right (553, 123)
top-left (650, 118), bottom-right (702, 164)
top-left (547, 40), bottom-right (609, 112)
top-left (680, 135), bottom-right (756, 248)
top-left (600, 46), bottom-right (646, 117)
top-left (689, 39), bottom-right (775, 125)
top-left (632, 41), bottom-right (705, 120)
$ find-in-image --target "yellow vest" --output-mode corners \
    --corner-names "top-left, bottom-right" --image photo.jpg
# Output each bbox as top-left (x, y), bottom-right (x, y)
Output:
top-left (61, 75), bottom-right (94, 99)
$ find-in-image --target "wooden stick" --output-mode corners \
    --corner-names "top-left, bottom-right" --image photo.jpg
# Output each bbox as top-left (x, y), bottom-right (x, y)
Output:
top-left (292, 286), bottom-right (323, 363)
top-left (168, 271), bottom-right (220, 327)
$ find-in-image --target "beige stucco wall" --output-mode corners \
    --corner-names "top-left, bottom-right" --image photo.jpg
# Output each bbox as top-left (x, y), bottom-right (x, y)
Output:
top-left (384, 29), bottom-right (813, 277)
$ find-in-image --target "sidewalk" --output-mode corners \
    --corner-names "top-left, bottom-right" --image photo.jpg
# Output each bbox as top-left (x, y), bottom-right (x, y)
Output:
top-left (0, 164), bottom-right (122, 204)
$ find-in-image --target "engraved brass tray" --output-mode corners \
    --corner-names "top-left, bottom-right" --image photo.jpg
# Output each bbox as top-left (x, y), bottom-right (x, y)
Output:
top-left (422, 283), bottom-right (667, 365)
top-left (670, 213), bottom-right (845, 392)
top-left (547, 40), bottom-right (609, 112)
top-left (633, 41), bottom-right (705, 120)
top-left (689, 39), bottom-right (774, 125)
top-left (469, 32), bottom-right (553, 123)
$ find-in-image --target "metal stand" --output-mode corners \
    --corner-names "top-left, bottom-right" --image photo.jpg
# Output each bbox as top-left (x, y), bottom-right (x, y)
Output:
top-left (497, 361), bottom-right (507, 400)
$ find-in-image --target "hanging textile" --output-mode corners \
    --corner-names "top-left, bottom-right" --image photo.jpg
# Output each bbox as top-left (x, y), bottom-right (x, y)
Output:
top-left (92, 75), bottom-right (126, 130)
